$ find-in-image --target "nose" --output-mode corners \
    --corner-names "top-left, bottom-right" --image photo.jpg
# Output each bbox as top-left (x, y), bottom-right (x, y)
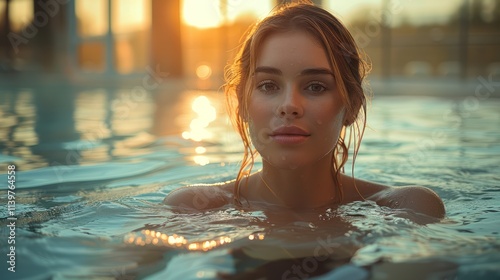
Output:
top-left (276, 86), bottom-right (304, 119)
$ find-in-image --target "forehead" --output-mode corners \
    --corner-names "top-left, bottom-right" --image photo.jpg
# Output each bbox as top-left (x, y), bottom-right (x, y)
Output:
top-left (255, 31), bottom-right (331, 71)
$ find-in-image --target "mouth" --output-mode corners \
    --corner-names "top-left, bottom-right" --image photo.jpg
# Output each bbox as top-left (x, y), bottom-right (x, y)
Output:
top-left (269, 126), bottom-right (310, 144)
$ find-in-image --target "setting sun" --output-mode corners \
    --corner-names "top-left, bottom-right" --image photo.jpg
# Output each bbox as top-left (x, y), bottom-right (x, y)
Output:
top-left (182, 0), bottom-right (223, 29)
top-left (182, 0), bottom-right (273, 29)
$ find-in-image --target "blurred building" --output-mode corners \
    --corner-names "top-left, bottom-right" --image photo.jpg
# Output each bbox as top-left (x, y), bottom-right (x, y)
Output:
top-left (0, 0), bottom-right (182, 87)
top-left (345, 0), bottom-right (500, 80)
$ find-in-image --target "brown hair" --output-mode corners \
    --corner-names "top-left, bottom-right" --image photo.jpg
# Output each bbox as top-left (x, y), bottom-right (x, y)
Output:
top-left (224, 1), bottom-right (370, 206)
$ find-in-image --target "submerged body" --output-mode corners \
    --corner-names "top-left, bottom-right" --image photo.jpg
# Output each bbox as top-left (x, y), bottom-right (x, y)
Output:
top-left (163, 173), bottom-right (445, 221)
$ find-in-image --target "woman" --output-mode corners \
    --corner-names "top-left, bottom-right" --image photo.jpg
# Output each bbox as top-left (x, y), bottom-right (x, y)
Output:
top-left (164, 2), bottom-right (445, 219)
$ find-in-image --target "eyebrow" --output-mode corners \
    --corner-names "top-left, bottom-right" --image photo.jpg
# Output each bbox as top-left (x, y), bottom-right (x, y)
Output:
top-left (254, 66), bottom-right (334, 76)
top-left (300, 68), bottom-right (334, 76)
top-left (254, 66), bottom-right (282, 75)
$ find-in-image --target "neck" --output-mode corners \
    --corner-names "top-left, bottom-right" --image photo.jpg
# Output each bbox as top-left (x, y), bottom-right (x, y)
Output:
top-left (257, 153), bottom-right (339, 209)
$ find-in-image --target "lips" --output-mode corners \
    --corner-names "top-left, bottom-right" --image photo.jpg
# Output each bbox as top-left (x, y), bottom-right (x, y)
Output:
top-left (270, 126), bottom-right (310, 144)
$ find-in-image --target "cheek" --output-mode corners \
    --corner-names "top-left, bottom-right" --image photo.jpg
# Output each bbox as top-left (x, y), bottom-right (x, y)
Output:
top-left (248, 95), bottom-right (282, 128)
top-left (248, 98), bottom-right (264, 131)
top-left (248, 97), bottom-right (274, 148)
top-left (331, 109), bottom-right (346, 130)
top-left (316, 106), bottom-right (346, 143)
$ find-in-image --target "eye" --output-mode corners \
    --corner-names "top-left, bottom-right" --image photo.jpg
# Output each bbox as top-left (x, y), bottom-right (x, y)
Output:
top-left (257, 80), bottom-right (279, 93)
top-left (305, 82), bottom-right (327, 93)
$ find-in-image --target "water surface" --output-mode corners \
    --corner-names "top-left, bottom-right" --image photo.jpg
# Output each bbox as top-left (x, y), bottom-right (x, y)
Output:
top-left (0, 88), bottom-right (499, 279)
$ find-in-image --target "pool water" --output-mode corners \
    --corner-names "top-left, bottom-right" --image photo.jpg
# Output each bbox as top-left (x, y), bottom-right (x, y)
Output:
top-left (0, 87), bottom-right (499, 279)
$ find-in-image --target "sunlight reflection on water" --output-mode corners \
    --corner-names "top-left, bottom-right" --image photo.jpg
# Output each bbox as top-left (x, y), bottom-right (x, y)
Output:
top-left (0, 90), bottom-right (499, 279)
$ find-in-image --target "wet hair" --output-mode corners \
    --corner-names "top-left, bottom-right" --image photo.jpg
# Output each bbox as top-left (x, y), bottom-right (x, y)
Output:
top-left (224, 1), bottom-right (370, 206)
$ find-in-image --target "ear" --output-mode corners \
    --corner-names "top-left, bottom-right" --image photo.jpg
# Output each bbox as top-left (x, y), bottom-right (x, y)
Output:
top-left (344, 96), bottom-right (363, 126)
top-left (344, 115), bottom-right (354, 126)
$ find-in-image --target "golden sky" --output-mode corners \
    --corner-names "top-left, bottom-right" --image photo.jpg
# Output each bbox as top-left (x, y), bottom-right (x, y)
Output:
top-left (1, 0), bottom-right (465, 32)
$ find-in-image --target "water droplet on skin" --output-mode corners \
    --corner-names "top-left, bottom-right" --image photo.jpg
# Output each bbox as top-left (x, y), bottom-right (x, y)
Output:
top-left (388, 199), bottom-right (400, 207)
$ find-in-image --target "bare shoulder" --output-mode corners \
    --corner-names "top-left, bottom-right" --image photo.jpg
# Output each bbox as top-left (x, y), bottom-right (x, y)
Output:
top-left (163, 181), bottom-right (234, 211)
top-left (367, 185), bottom-right (446, 219)
top-left (340, 174), bottom-right (445, 219)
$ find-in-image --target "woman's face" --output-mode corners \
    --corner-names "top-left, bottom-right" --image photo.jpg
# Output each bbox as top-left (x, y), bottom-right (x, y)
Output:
top-left (248, 31), bottom-right (346, 169)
